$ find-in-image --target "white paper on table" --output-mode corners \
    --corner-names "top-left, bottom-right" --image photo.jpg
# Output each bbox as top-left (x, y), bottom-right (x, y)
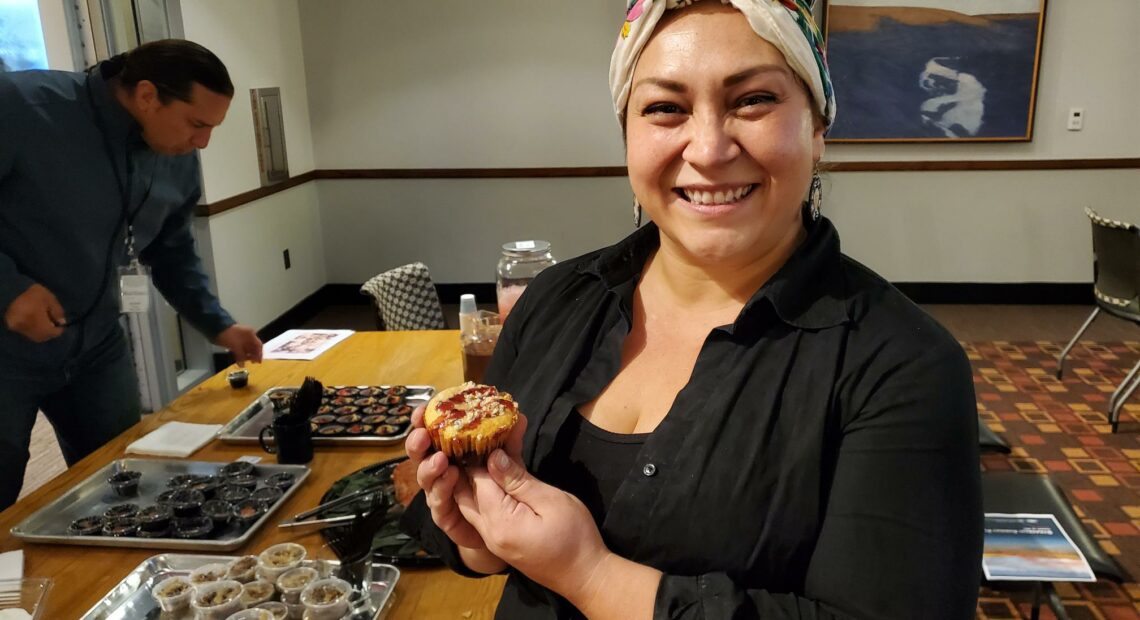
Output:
top-left (262, 329), bottom-right (354, 361)
top-left (0, 550), bottom-right (23, 601)
top-left (0, 550), bottom-right (22, 582)
top-left (125, 422), bottom-right (222, 458)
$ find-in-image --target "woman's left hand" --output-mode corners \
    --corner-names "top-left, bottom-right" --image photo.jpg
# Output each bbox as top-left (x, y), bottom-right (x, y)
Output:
top-left (455, 449), bottom-right (612, 603)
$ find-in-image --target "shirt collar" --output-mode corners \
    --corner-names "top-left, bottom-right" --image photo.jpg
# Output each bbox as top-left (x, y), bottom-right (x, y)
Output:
top-left (85, 62), bottom-right (141, 142)
top-left (578, 213), bottom-right (850, 331)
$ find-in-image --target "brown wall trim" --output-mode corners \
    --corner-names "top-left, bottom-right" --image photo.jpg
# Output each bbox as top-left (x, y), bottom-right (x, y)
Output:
top-left (198, 159), bottom-right (1139, 216)
top-left (313, 167), bottom-right (629, 179)
top-left (195, 170), bottom-right (317, 217)
top-left (825, 158), bottom-right (1140, 172)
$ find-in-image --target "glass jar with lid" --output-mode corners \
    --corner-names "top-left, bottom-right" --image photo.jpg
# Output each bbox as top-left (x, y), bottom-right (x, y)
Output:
top-left (496, 240), bottom-right (556, 321)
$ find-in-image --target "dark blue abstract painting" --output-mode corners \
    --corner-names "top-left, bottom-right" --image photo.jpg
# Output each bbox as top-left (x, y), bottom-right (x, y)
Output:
top-left (825, 0), bottom-right (1045, 142)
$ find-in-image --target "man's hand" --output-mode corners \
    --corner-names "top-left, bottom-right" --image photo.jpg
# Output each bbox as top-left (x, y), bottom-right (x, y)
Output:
top-left (4, 283), bottom-right (67, 343)
top-left (214, 324), bottom-right (263, 366)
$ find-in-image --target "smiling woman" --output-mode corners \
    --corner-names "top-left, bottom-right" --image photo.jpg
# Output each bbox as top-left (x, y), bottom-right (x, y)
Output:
top-left (402, 2), bottom-right (983, 619)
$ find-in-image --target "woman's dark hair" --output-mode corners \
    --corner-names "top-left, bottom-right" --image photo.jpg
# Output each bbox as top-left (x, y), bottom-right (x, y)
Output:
top-left (101, 39), bottom-right (233, 104)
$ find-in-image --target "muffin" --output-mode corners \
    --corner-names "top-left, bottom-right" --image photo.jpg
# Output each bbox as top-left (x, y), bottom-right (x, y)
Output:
top-left (424, 382), bottom-right (520, 464)
top-left (67, 516), bottom-right (103, 536)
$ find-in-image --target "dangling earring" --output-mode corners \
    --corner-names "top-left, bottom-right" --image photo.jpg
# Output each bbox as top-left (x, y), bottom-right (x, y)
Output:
top-left (633, 198), bottom-right (642, 228)
top-left (806, 174), bottom-right (822, 221)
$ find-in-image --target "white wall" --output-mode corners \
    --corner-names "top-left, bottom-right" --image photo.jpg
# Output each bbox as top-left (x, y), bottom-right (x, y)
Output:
top-left (826, 169), bottom-right (1140, 283)
top-left (181, 0), bottom-right (325, 328)
top-left (206, 183), bottom-right (326, 329)
top-left (318, 177), bottom-right (632, 284)
top-left (299, 0), bottom-right (628, 169)
top-left (292, 0), bottom-right (1139, 285)
top-left (181, 0), bottom-right (315, 201)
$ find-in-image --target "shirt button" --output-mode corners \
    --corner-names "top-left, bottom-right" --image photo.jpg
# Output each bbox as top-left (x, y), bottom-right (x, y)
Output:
top-left (642, 463), bottom-right (657, 477)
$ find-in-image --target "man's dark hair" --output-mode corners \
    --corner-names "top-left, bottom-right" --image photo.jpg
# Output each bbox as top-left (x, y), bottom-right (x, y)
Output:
top-left (102, 39), bottom-right (233, 103)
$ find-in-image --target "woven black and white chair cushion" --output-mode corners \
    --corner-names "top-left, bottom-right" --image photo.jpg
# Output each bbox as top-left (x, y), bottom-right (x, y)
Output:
top-left (360, 262), bottom-right (447, 331)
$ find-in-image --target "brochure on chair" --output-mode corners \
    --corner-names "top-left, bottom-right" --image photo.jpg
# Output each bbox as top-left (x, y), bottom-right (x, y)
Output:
top-left (983, 513), bottom-right (1096, 582)
top-left (262, 329), bottom-right (355, 360)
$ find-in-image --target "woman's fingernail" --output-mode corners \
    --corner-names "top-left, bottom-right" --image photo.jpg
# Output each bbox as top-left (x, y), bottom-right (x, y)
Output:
top-left (493, 450), bottom-right (510, 470)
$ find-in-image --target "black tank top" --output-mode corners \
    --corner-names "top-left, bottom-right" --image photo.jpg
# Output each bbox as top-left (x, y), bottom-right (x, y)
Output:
top-left (544, 409), bottom-right (650, 524)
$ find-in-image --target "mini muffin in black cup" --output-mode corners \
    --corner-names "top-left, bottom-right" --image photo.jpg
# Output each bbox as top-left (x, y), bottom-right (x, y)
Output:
top-left (250, 487), bottom-right (283, 507)
top-left (167, 473), bottom-right (206, 488)
top-left (268, 391), bottom-right (294, 413)
top-left (225, 473), bottom-right (258, 491)
top-left (171, 515), bottom-right (214, 539)
top-left (102, 516), bottom-right (139, 537)
top-left (136, 525), bottom-right (171, 539)
top-left (264, 472), bottom-right (296, 491)
top-left (232, 499), bottom-right (267, 528)
top-left (336, 413), bottom-right (362, 425)
top-left (217, 485), bottom-right (251, 504)
top-left (155, 489), bottom-right (178, 507)
top-left (227, 368), bottom-right (249, 389)
top-left (219, 461), bottom-right (256, 479)
top-left (67, 516), bottom-right (104, 536)
top-left (391, 404), bottom-right (413, 416)
top-left (168, 489), bottom-right (206, 518)
top-left (103, 503), bottom-right (140, 520)
top-left (202, 499), bottom-right (234, 530)
top-left (137, 505), bottom-right (173, 533)
top-left (188, 476), bottom-right (222, 499)
top-left (108, 470), bottom-right (142, 497)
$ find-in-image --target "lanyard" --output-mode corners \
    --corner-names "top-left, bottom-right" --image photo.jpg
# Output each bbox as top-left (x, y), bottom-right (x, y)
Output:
top-left (64, 71), bottom-right (154, 325)
top-left (87, 75), bottom-right (154, 261)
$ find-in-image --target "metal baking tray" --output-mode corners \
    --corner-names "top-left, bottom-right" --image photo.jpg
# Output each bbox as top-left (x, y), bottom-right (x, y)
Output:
top-left (10, 459), bottom-right (309, 551)
top-left (217, 385), bottom-right (434, 446)
top-left (79, 553), bottom-right (399, 620)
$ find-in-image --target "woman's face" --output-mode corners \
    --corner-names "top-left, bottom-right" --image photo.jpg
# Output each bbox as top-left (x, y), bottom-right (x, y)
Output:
top-left (626, 3), bottom-right (824, 269)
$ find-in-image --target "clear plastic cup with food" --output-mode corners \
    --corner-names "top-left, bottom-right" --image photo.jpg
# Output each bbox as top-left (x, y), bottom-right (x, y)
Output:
top-left (276, 566), bottom-right (319, 604)
top-left (299, 577), bottom-right (352, 620)
top-left (256, 542), bottom-right (307, 582)
top-left (189, 579), bottom-right (244, 619)
top-left (150, 575), bottom-right (193, 612)
top-left (188, 562), bottom-right (231, 588)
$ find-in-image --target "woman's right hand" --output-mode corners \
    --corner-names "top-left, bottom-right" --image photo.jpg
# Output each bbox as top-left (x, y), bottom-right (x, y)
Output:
top-left (407, 405), bottom-right (487, 549)
top-left (407, 405), bottom-right (507, 574)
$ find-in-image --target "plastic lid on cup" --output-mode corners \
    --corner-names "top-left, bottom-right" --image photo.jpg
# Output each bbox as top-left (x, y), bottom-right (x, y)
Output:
top-left (459, 294), bottom-right (477, 315)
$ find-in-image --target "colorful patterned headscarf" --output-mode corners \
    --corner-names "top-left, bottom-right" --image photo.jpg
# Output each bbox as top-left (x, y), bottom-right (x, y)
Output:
top-left (609, 0), bottom-right (835, 128)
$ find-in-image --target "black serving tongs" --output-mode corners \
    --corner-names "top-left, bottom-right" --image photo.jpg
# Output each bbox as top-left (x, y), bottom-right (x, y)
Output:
top-left (278, 484), bottom-right (386, 529)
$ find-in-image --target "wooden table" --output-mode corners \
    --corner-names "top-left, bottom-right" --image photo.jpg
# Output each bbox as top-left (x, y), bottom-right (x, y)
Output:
top-left (0, 331), bottom-right (506, 619)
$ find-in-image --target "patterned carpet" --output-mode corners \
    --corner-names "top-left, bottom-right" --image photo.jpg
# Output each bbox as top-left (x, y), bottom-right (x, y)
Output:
top-left (972, 341), bottom-right (1140, 620)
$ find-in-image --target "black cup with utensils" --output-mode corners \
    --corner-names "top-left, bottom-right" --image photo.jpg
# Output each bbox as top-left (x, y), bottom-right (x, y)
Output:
top-left (258, 376), bottom-right (322, 464)
top-left (329, 489), bottom-right (390, 606)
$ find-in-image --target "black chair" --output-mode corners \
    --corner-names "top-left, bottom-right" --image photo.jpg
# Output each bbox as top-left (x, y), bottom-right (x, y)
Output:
top-left (978, 419), bottom-right (1011, 454)
top-left (983, 471), bottom-right (1126, 620)
top-left (359, 262), bottom-right (447, 331)
top-left (1055, 208), bottom-right (1140, 432)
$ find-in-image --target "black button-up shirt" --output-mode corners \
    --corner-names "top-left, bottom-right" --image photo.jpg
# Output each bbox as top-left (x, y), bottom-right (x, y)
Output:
top-left (404, 216), bottom-right (982, 619)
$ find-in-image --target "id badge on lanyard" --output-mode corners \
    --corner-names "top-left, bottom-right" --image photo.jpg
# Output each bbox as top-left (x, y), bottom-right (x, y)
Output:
top-left (118, 226), bottom-right (151, 313)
